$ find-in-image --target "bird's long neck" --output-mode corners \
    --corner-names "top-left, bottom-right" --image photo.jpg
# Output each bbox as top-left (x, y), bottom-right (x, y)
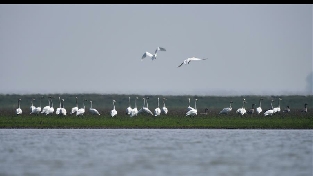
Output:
top-left (259, 100), bottom-right (262, 107)
top-left (158, 98), bottom-right (159, 107)
top-left (271, 102), bottom-right (273, 109)
top-left (135, 98), bottom-right (137, 108)
top-left (163, 100), bottom-right (165, 107)
top-left (59, 97), bottom-right (61, 108)
top-left (18, 100), bottom-right (20, 108)
top-left (194, 100), bottom-right (197, 110)
top-left (76, 98), bottom-right (78, 107)
top-left (188, 98), bottom-right (191, 106)
top-left (278, 99), bottom-right (281, 107)
top-left (61, 100), bottom-right (64, 108)
top-left (129, 97), bottom-right (130, 106)
top-left (229, 102), bottom-right (232, 108)
top-left (90, 101), bottom-right (93, 108)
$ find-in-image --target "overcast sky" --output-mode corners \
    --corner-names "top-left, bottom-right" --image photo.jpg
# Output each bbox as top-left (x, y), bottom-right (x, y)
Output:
top-left (0, 4), bottom-right (312, 96)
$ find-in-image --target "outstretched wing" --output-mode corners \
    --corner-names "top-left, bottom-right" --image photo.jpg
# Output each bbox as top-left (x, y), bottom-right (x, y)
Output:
top-left (189, 57), bottom-right (207, 61)
top-left (142, 52), bottom-right (153, 60)
top-left (157, 47), bottom-right (166, 51)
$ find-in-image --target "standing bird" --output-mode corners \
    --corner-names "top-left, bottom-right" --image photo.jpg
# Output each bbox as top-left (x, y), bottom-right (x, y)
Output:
top-left (130, 97), bottom-right (139, 117)
top-left (143, 97), bottom-right (154, 115)
top-left (154, 97), bottom-right (161, 116)
top-left (186, 99), bottom-right (198, 117)
top-left (256, 98), bottom-right (263, 114)
top-left (273, 98), bottom-right (282, 114)
top-left (247, 103), bottom-right (256, 114)
top-left (71, 97), bottom-right (79, 115)
top-left (126, 97), bottom-right (132, 115)
top-left (76, 99), bottom-right (87, 116)
top-left (30, 98), bottom-right (36, 114)
top-left (161, 98), bottom-right (168, 115)
top-left (60, 99), bottom-right (67, 116)
top-left (236, 99), bottom-right (247, 115)
top-left (283, 106), bottom-right (290, 113)
top-left (264, 100), bottom-right (275, 116)
top-left (301, 103), bottom-right (308, 113)
top-left (89, 100), bottom-right (100, 115)
top-left (56, 97), bottom-right (62, 115)
top-left (219, 101), bottom-right (233, 114)
top-left (178, 57), bottom-right (207, 68)
top-left (41, 96), bottom-right (51, 114)
top-left (187, 98), bottom-right (195, 111)
top-left (110, 100), bottom-right (117, 117)
top-left (141, 47), bottom-right (166, 61)
top-left (16, 98), bottom-right (22, 115)
top-left (47, 97), bottom-right (54, 115)
top-left (200, 108), bottom-right (209, 115)
top-left (34, 96), bottom-right (43, 115)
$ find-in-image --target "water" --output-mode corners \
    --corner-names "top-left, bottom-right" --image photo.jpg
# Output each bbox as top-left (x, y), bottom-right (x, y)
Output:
top-left (0, 129), bottom-right (312, 176)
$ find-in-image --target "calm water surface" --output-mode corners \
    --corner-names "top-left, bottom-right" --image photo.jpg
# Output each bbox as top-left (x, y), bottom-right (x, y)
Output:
top-left (0, 129), bottom-right (312, 176)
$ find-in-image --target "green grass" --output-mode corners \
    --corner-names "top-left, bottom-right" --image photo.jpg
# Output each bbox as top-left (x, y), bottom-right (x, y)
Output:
top-left (1, 114), bottom-right (312, 129)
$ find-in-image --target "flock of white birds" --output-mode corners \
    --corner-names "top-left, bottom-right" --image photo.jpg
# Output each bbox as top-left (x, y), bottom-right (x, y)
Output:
top-left (141, 46), bottom-right (207, 67)
top-left (15, 96), bottom-right (308, 117)
top-left (14, 47), bottom-right (308, 117)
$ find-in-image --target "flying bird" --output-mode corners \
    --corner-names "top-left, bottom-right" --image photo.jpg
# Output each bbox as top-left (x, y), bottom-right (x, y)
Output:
top-left (178, 57), bottom-right (207, 68)
top-left (141, 47), bottom-right (166, 61)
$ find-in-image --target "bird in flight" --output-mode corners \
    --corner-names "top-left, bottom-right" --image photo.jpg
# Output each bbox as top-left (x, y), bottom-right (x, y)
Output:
top-left (178, 57), bottom-right (207, 68)
top-left (141, 47), bottom-right (166, 61)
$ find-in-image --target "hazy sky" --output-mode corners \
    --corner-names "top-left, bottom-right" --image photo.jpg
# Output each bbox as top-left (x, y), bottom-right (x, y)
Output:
top-left (0, 4), bottom-right (312, 96)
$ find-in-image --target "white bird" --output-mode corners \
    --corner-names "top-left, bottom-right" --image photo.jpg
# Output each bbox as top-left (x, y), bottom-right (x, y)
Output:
top-left (30, 98), bottom-right (36, 114)
top-left (60, 99), bottom-right (67, 116)
top-left (71, 97), bottom-right (79, 115)
top-left (256, 98), bottom-right (263, 114)
top-left (236, 99), bottom-right (247, 115)
top-left (126, 97), bottom-right (132, 115)
top-left (46, 97), bottom-right (54, 115)
top-left (273, 98), bottom-right (282, 114)
top-left (41, 96), bottom-right (51, 114)
top-left (143, 97), bottom-right (154, 115)
top-left (186, 99), bottom-right (198, 116)
top-left (89, 100), bottom-right (100, 115)
top-left (110, 100), bottom-right (117, 117)
top-left (219, 101), bottom-right (233, 114)
top-left (16, 98), bottom-right (22, 115)
top-left (154, 97), bottom-right (161, 116)
top-left (33, 96), bottom-right (43, 115)
top-left (76, 99), bottom-right (87, 116)
top-left (55, 97), bottom-right (62, 115)
top-left (178, 57), bottom-right (207, 68)
top-left (264, 100), bottom-right (275, 116)
top-left (161, 98), bottom-right (168, 115)
top-left (187, 98), bottom-right (195, 111)
top-left (141, 47), bottom-right (166, 61)
top-left (130, 97), bottom-right (139, 117)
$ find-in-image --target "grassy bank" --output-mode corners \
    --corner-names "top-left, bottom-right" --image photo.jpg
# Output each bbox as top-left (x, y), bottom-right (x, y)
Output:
top-left (1, 114), bottom-right (312, 129)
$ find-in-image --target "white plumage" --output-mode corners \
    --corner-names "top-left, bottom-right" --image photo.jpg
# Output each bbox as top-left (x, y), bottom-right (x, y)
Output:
top-left (76, 99), bottom-right (87, 116)
top-left (178, 57), bottom-right (207, 67)
top-left (219, 101), bottom-right (233, 114)
top-left (71, 97), bottom-right (79, 115)
top-left (236, 99), bottom-right (247, 115)
top-left (126, 97), bottom-right (132, 115)
top-left (264, 100), bottom-right (275, 116)
top-left (110, 100), bottom-right (117, 117)
top-left (154, 97), bottom-right (161, 116)
top-left (256, 98), bottom-right (263, 114)
top-left (162, 98), bottom-right (168, 115)
top-left (141, 47), bottom-right (166, 61)
top-left (16, 98), bottom-right (22, 115)
top-left (130, 97), bottom-right (139, 117)
top-left (186, 99), bottom-right (198, 117)
top-left (89, 100), bottom-right (100, 115)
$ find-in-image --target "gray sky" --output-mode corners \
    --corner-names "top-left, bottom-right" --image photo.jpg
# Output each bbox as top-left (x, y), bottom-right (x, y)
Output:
top-left (0, 4), bottom-right (312, 96)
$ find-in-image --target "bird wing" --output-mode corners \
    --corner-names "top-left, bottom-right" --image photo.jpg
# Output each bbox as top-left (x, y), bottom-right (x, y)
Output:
top-left (142, 52), bottom-right (153, 60)
top-left (189, 57), bottom-right (207, 61)
top-left (158, 47), bottom-right (166, 51)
